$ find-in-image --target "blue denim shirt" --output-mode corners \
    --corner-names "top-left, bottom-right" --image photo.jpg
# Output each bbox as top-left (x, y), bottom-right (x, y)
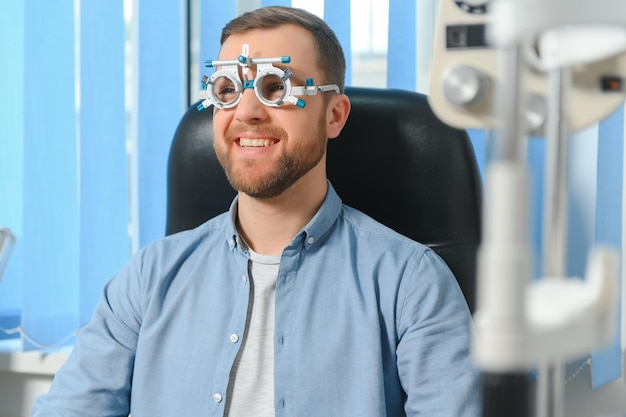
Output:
top-left (33, 184), bottom-right (481, 417)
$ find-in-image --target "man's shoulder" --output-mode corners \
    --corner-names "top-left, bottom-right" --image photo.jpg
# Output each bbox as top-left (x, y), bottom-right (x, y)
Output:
top-left (338, 204), bottom-right (426, 252)
top-left (141, 212), bottom-right (232, 259)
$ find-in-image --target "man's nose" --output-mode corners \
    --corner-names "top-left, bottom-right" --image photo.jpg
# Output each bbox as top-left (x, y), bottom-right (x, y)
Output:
top-left (234, 87), bottom-right (268, 123)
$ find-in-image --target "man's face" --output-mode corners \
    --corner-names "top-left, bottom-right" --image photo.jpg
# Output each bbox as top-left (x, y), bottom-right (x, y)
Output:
top-left (212, 24), bottom-right (330, 199)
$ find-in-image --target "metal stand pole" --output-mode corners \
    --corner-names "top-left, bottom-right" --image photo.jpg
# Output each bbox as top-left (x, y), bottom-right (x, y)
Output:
top-left (480, 41), bottom-right (534, 417)
top-left (536, 66), bottom-right (572, 417)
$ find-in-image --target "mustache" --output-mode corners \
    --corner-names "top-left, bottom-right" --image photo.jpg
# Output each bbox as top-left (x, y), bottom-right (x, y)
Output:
top-left (224, 123), bottom-right (288, 142)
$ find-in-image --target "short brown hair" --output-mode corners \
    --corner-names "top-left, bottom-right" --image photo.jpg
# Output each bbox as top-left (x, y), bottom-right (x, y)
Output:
top-left (221, 6), bottom-right (346, 93)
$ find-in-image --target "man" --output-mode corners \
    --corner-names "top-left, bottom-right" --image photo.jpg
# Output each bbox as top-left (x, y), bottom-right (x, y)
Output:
top-left (33, 6), bottom-right (480, 416)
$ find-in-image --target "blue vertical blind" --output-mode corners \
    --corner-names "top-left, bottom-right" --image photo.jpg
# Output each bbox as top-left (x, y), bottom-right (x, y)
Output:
top-left (0, 0), bottom-right (130, 350)
top-left (387, 0), bottom-right (416, 89)
top-left (199, 0), bottom-right (237, 88)
top-left (591, 106), bottom-right (624, 387)
top-left (0, 0), bottom-right (187, 350)
top-left (135, 0), bottom-right (188, 249)
top-left (0, 1), bottom-right (25, 341)
top-left (21, 1), bottom-right (79, 350)
top-left (324, 0), bottom-right (352, 86)
top-left (78, 0), bottom-right (130, 332)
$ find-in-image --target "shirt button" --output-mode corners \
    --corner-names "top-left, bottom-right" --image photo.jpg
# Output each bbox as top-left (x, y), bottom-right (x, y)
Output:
top-left (229, 334), bottom-right (239, 343)
top-left (213, 393), bottom-right (223, 403)
top-left (242, 275), bottom-right (247, 284)
top-left (307, 237), bottom-right (315, 244)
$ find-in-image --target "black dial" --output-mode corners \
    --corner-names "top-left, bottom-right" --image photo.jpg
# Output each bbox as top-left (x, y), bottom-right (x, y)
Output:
top-left (454, 0), bottom-right (488, 14)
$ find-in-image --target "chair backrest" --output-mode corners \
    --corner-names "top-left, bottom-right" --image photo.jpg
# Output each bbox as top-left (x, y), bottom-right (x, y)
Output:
top-left (166, 87), bottom-right (482, 312)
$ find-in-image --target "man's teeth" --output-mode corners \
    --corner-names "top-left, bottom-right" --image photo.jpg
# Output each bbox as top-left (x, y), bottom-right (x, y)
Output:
top-left (239, 138), bottom-right (274, 147)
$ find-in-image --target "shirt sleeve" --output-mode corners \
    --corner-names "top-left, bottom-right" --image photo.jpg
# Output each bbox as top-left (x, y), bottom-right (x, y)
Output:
top-left (31, 250), bottom-right (146, 417)
top-left (396, 248), bottom-right (482, 417)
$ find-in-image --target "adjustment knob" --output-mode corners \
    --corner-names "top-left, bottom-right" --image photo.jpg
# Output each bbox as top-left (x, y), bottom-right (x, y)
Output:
top-left (443, 65), bottom-right (489, 108)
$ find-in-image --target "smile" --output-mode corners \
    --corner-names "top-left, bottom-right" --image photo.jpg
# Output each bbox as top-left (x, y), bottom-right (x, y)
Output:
top-left (238, 138), bottom-right (277, 147)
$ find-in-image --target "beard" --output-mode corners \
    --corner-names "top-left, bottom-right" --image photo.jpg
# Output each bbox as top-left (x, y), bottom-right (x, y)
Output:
top-left (215, 115), bottom-right (327, 199)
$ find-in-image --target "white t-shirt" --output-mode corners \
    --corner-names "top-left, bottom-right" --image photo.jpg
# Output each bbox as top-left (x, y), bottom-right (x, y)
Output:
top-left (225, 248), bottom-right (280, 416)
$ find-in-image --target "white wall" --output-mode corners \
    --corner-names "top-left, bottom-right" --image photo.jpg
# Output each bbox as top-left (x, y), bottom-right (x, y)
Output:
top-left (0, 345), bottom-right (67, 417)
top-left (0, 372), bottom-right (54, 417)
top-left (564, 352), bottom-right (626, 417)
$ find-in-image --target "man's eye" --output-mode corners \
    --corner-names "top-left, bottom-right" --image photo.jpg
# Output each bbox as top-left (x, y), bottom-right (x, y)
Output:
top-left (262, 82), bottom-right (285, 101)
top-left (268, 83), bottom-right (284, 91)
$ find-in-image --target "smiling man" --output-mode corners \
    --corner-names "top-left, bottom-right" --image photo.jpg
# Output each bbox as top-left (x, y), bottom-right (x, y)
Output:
top-left (32, 6), bottom-right (481, 417)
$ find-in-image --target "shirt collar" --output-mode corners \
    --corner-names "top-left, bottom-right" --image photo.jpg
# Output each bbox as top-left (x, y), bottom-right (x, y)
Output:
top-left (299, 181), bottom-right (342, 249)
top-left (224, 181), bottom-right (343, 252)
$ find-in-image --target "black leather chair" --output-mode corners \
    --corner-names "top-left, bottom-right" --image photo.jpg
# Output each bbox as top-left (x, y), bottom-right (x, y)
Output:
top-left (166, 87), bottom-right (482, 312)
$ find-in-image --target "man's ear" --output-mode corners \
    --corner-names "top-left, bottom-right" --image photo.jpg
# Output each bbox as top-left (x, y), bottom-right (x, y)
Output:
top-left (326, 94), bottom-right (351, 139)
